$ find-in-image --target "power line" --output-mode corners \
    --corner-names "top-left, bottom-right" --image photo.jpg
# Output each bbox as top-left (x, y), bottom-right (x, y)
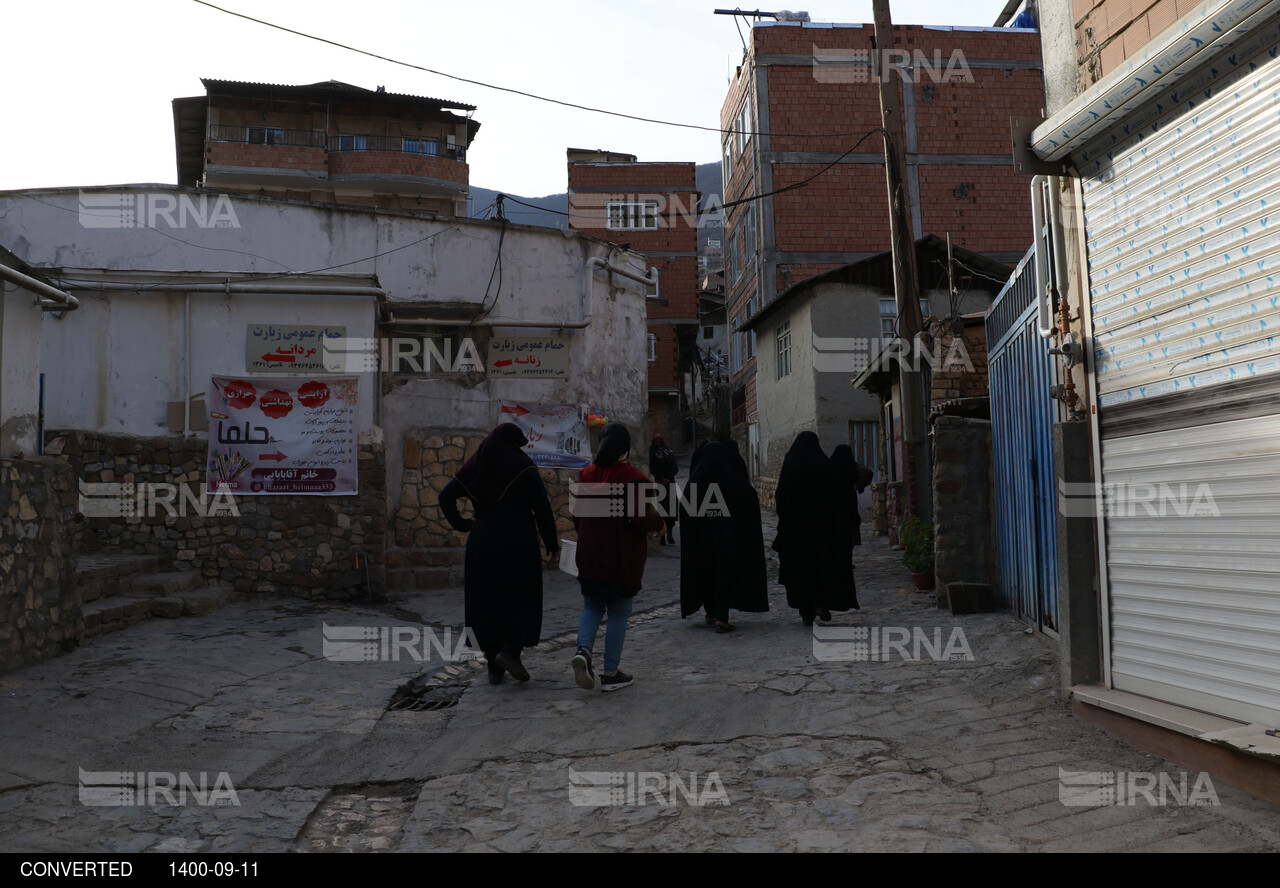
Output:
top-left (190, 0), bottom-right (878, 141)
top-left (719, 128), bottom-right (888, 212)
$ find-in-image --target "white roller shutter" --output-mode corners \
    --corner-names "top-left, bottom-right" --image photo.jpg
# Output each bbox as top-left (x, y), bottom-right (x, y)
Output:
top-left (1076, 11), bottom-right (1280, 725)
top-left (1099, 415), bottom-right (1280, 725)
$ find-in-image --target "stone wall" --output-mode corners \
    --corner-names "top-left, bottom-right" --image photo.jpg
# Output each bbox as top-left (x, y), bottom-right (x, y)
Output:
top-left (46, 431), bottom-right (386, 599)
top-left (0, 458), bottom-right (80, 672)
top-left (932, 415), bottom-right (994, 598)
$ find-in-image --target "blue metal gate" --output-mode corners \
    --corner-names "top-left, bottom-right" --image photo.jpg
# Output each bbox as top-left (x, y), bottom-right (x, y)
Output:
top-left (986, 248), bottom-right (1059, 634)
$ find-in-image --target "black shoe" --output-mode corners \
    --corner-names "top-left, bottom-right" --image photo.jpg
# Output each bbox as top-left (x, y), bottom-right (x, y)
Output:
top-left (715, 621), bottom-right (735, 634)
top-left (600, 669), bottom-right (634, 692)
top-left (571, 647), bottom-right (596, 690)
top-left (487, 663), bottom-right (504, 685)
top-left (495, 650), bottom-right (530, 682)
top-left (818, 609), bottom-right (832, 622)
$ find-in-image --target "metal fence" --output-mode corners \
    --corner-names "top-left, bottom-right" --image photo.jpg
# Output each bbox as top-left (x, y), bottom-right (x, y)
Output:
top-left (987, 246), bottom-right (1060, 634)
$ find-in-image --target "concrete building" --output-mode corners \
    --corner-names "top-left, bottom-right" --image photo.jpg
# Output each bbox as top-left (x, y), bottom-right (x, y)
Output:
top-left (720, 19), bottom-right (1044, 473)
top-left (744, 236), bottom-right (1006, 507)
top-left (0, 186), bottom-right (652, 599)
top-left (1021, 0), bottom-right (1280, 790)
top-left (173, 79), bottom-right (479, 216)
top-left (566, 149), bottom-right (700, 444)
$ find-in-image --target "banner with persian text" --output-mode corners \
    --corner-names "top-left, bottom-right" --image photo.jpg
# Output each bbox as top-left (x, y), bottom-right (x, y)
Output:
top-left (207, 376), bottom-right (359, 495)
top-left (497, 401), bottom-right (591, 469)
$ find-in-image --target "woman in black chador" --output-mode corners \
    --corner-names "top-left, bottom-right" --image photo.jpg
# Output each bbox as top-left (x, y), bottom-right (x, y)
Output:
top-left (648, 435), bottom-right (679, 545)
top-left (827, 445), bottom-right (875, 611)
top-left (679, 441), bottom-right (769, 632)
top-left (772, 431), bottom-right (858, 625)
top-left (439, 423), bottom-right (559, 684)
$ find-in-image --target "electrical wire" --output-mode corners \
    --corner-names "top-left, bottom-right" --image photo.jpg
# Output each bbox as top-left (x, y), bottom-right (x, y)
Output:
top-left (190, 0), bottom-right (885, 141)
top-left (718, 128), bottom-right (888, 212)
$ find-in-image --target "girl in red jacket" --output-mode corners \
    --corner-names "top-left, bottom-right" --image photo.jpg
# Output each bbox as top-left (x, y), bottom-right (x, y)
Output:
top-left (570, 423), bottom-right (665, 691)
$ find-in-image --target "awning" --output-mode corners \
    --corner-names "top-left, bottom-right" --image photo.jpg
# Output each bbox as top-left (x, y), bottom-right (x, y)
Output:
top-left (1030, 0), bottom-right (1277, 161)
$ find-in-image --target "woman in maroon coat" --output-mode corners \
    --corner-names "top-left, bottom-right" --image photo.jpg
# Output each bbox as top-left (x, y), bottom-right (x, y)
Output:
top-left (570, 423), bottom-right (665, 691)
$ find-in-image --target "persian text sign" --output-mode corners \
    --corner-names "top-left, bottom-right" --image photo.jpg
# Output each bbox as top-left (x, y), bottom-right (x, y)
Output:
top-left (486, 336), bottom-right (569, 379)
top-left (207, 376), bottom-right (359, 495)
top-left (498, 401), bottom-right (591, 469)
top-left (247, 325), bottom-right (346, 372)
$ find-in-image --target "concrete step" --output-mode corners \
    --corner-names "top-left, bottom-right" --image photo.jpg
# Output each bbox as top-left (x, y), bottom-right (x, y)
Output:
top-left (77, 554), bottom-right (162, 603)
top-left (82, 585), bottom-right (244, 639)
top-left (128, 571), bottom-right (204, 597)
top-left (385, 565), bottom-right (460, 591)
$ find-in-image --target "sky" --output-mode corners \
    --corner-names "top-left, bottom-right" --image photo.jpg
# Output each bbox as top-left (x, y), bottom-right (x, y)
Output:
top-left (1, 0), bottom-right (1015, 199)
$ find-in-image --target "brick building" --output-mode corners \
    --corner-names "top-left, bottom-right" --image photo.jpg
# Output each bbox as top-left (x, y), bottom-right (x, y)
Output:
top-left (173, 79), bottom-right (480, 216)
top-left (720, 20), bottom-right (1044, 469)
top-left (566, 150), bottom-right (700, 444)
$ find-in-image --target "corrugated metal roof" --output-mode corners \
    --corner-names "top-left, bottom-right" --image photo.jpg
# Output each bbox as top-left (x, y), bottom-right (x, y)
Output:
top-left (200, 78), bottom-right (476, 112)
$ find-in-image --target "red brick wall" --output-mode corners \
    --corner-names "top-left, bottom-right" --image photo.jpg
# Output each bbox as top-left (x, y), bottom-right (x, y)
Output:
top-left (1074, 0), bottom-right (1196, 83)
top-left (328, 151), bottom-right (468, 185)
top-left (568, 160), bottom-right (700, 406)
top-left (206, 143), bottom-right (326, 172)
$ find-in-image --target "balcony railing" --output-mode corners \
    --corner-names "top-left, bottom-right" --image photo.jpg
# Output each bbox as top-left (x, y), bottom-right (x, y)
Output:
top-left (205, 127), bottom-right (466, 162)
top-left (207, 125), bottom-right (326, 147)
top-left (327, 135), bottom-right (466, 162)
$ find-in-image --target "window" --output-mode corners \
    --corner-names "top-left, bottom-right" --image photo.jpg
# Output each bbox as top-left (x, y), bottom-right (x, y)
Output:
top-left (776, 321), bottom-right (792, 379)
top-left (731, 316), bottom-right (743, 373)
top-left (647, 333), bottom-right (657, 362)
top-left (248, 127), bottom-right (284, 145)
top-left (607, 201), bottom-right (658, 230)
top-left (743, 203), bottom-right (756, 255)
top-left (879, 298), bottom-right (931, 342)
top-left (403, 138), bottom-right (439, 155)
top-left (337, 135), bottom-right (368, 152)
top-left (737, 101), bottom-right (753, 154)
top-left (722, 137), bottom-right (734, 190)
top-left (728, 231), bottom-right (742, 286)
top-left (703, 326), bottom-right (715, 340)
top-left (745, 295), bottom-right (757, 361)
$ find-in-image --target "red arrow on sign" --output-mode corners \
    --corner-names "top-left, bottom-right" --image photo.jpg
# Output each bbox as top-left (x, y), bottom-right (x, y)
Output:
top-left (258, 451), bottom-right (287, 462)
top-left (261, 353), bottom-right (296, 364)
top-left (499, 404), bottom-right (530, 416)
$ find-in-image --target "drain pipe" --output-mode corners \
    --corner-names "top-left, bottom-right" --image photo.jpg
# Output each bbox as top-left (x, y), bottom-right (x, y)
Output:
top-left (0, 263), bottom-right (79, 311)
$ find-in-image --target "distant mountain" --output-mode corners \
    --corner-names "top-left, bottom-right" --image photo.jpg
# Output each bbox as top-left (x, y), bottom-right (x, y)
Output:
top-left (469, 162), bottom-right (723, 252)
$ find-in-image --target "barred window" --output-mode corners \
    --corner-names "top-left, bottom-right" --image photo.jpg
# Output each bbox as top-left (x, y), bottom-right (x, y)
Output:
top-left (607, 201), bottom-right (659, 230)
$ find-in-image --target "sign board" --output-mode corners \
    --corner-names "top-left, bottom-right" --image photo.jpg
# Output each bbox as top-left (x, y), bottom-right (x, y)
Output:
top-left (498, 401), bottom-right (591, 469)
top-left (486, 335), bottom-right (570, 379)
top-left (247, 325), bottom-right (347, 372)
top-left (207, 376), bottom-right (359, 495)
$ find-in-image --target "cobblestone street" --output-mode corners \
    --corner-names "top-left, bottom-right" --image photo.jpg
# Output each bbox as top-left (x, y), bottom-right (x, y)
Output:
top-left (1, 512), bottom-right (1277, 853)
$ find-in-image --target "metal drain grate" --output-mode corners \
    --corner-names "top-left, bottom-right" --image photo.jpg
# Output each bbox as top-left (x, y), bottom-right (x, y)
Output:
top-left (386, 684), bottom-right (464, 712)
top-left (388, 697), bottom-right (458, 712)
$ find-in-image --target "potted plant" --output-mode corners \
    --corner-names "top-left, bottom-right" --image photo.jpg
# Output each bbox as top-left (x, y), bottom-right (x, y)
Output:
top-left (899, 515), bottom-right (935, 591)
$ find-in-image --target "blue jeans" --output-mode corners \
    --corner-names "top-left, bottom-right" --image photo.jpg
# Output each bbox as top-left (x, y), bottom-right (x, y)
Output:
top-left (576, 594), bottom-right (634, 675)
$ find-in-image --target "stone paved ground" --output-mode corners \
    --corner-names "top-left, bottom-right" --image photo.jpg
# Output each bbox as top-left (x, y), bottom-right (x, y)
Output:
top-left (0, 510), bottom-right (1277, 853)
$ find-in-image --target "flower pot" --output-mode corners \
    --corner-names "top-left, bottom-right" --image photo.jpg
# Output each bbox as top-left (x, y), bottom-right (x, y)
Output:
top-left (910, 570), bottom-right (935, 591)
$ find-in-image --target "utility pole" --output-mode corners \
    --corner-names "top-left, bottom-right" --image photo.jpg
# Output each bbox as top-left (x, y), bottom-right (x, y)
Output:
top-left (873, 0), bottom-right (927, 522)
